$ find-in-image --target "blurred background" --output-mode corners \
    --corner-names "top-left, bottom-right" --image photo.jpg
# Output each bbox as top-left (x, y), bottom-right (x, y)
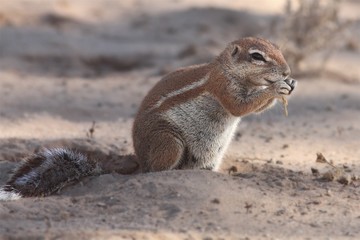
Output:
top-left (0, 0), bottom-right (359, 79)
top-left (0, 1), bottom-right (360, 238)
top-left (0, 0), bottom-right (359, 169)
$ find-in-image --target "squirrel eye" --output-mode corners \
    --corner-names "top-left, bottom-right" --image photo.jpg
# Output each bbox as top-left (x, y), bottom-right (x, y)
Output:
top-left (251, 52), bottom-right (266, 62)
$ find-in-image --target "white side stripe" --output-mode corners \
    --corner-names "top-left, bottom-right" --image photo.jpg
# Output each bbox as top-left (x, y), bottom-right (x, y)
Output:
top-left (149, 75), bottom-right (209, 111)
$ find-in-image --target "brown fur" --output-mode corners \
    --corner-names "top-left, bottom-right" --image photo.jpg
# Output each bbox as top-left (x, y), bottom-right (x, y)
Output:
top-left (138, 64), bottom-right (210, 113)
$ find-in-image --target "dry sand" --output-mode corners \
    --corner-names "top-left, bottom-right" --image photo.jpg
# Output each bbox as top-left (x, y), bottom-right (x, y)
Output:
top-left (0, 0), bottom-right (360, 239)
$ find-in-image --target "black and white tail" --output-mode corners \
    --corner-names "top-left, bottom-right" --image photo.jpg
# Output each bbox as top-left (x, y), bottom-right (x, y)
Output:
top-left (0, 148), bottom-right (101, 201)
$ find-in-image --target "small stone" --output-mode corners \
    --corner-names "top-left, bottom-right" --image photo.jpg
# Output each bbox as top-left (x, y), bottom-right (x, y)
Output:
top-left (321, 171), bottom-right (336, 181)
top-left (325, 189), bottom-right (332, 197)
top-left (275, 209), bottom-right (286, 216)
top-left (311, 168), bottom-right (320, 176)
top-left (310, 223), bottom-right (320, 228)
top-left (228, 166), bottom-right (238, 175)
top-left (298, 183), bottom-right (311, 191)
top-left (307, 200), bottom-right (321, 205)
top-left (96, 202), bottom-right (107, 208)
top-left (267, 159), bottom-right (273, 164)
top-left (338, 175), bottom-right (352, 185)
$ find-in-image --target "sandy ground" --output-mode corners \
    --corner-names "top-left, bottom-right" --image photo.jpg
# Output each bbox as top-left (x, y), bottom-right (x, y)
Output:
top-left (0, 0), bottom-right (360, 239)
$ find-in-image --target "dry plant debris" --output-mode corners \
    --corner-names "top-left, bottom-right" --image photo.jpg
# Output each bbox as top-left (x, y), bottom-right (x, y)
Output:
top-left (280, 96), bottom-right (289, 116)
top-left (244, 202), bottom-right (253, 214)
top-left (87, 121), bottom-right (96, 138)
top-left (313, 152), bottom-right (356, 185)
top-left (227, 166), bottom-right (238, 175)
top-left (273, 0), bottom-right (353, 76)
top-left (316, 152), bottom-right (336, 168)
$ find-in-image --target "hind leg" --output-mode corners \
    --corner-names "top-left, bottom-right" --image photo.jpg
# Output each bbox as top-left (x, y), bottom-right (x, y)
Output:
top-left (145, 133), bottom-right (184, 172)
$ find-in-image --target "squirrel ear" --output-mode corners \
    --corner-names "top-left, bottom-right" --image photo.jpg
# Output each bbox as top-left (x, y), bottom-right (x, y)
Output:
top-left (231, 45), bottom-right (240, 57)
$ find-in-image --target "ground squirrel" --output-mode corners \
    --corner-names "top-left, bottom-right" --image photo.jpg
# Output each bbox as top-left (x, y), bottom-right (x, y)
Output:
top-left (0, 37), bottom-right (296, 200)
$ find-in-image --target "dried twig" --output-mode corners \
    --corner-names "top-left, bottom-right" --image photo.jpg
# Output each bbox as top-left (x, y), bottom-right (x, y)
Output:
top-left (280, 96), bottom-right (288, 116)
top-left (316, 152), bottom-right (336, 169)
top-left (273, 0), bottom-right (353, 76)
top-left (87, 121), bottom-right (96, 138)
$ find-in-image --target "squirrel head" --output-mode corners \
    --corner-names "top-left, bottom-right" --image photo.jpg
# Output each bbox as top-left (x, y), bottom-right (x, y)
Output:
top-left (217, 37), bottom-right (291, 87)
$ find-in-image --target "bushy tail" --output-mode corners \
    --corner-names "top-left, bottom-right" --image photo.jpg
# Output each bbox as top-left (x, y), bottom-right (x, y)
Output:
top-left (0, 148), bottom-right (103, 201)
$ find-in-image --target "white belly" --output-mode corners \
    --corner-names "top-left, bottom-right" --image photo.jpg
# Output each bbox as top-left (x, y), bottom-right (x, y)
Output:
top-left (164, 93), bottom-right (240, 170)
